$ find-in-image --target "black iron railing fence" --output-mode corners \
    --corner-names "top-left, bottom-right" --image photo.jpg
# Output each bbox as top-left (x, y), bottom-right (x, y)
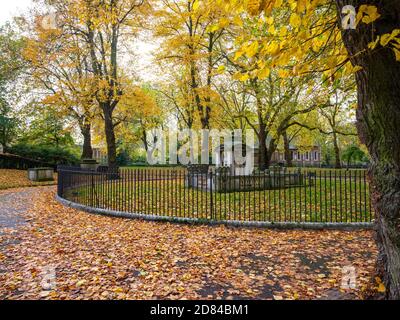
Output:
top-left (57, 168), bottom-right (374, 224)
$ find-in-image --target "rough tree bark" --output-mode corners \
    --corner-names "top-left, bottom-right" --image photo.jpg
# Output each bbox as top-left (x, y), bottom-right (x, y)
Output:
top-left (336, 0), bottom-right (400, 299)
top-left (187, 4), bottom-right (210, 130)
top-left (251, 79), bottom-right (276, 171)
top-left (141, 127), bottom-right (149, 152)
top-left (283, 131), bottom-right (293, 167)
top-left (80, 122), bottom-right (93, 160)
top-left (333, 132), bottom-right (342, 169)
top-left (258, 128), bottom-right (278, 171)
top-left (86, 11), bottom-right (120, 171)
top-left (102, 105), bottom-right (118, 170)
top-left (258, 123), bottom-right (268, 171)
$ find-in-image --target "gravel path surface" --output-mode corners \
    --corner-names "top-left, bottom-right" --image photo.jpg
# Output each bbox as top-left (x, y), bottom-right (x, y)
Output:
top-left (0, 189), bottom-right (33, 234)
top-left (0, 187), bottom-right (377, 300)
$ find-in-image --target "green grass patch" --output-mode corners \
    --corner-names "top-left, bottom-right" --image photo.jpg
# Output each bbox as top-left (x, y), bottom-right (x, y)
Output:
top-left (64, 171), bottom-right (373, 223)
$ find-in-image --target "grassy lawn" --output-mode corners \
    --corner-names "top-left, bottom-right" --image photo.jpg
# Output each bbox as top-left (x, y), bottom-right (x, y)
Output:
top-left (64, 170), bottom-right (373, 223)
top-left (0, 169), bottom-right (57, 190)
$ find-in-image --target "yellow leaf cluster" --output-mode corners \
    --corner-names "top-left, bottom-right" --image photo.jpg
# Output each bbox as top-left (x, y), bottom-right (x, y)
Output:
top-left (368, 29), bottom-right (400, 61)
top-left (356, 5), bottom-right (381, 25)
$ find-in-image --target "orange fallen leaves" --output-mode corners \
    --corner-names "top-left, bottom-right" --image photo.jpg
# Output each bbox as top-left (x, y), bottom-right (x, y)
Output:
top-left (0, 169), bottom-right (56, 191)
top-left (377, 283), bottom-right (386, 293)
top-left (0, 187), bottom-right (379, 300)
top-left (375, 277), bottom-right (386, 293)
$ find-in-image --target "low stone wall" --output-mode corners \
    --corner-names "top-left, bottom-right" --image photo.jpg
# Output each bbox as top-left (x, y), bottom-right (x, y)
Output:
top-left (56, 194), bottom-right (373, 230)
top-left (28, 168), bottom-right (54, 182)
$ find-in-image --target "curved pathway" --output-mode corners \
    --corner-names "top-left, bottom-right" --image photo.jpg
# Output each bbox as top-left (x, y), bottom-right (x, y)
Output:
top-left (0, 189), bottom-right (33, 234)
top-left (0, 187), bottom-right (55, 296)
top-left (0, 187), bottom-right (376, 300)
top-left (0, 186), bottom-right (54, 240)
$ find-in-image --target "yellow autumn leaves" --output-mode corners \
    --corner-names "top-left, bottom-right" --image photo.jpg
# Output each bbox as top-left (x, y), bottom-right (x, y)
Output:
top-left (375, 277), bottom-right (386, 293)
top-left (0, 170), bottom-right (56, 190)
top-left (289, 13), bottom-right (301, 29)
top-left (223, 1), bottom-right (400, 85)
top-left (369, 29), bottom-right (400, 61)
top-left (246, 0), bottom-right (320, 17)
top-left (357, 5), bottom-right (381, 25)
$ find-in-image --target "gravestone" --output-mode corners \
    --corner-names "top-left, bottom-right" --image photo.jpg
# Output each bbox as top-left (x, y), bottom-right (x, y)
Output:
top-left (28, 168), bottom-right (54, 182)
top-left (187, 164), bottom-right (210, 175)
top-left (81, 158), bottom-right (99, 171)
top-left (186, 164), bottom-right (210, 189)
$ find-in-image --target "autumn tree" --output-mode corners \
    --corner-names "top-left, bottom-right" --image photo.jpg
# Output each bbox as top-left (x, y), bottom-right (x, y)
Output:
top-left (21, 108), bottom-right (75, 148)
top-left (115, 85), bottom-right (164, 152)
top-left (158, 70), bottom-right (197, 130)
top-left (208, 7), bottom-right (333, 170)
top-left (337, 0), bottom-right (400, 298)
top-left (223, 58), bottom-right (325, 169)
top-left (283, 79), bottom-right (358, 168)
top-left (281, 120), bottom-right (313, 167)
top-left (23, 12), bottom-right (98, 159)
top-left (216, 0), bottom-right (400, 298)
top-left (215, 80), bottom-right (252, 131)
top-left (316, 81), bottom-right (357, 168)
top-left (40, 0), bottom-right (148, 169)
top-left (0, 24), bottom-right (25, 150)
top-left (154, 0), bottom-right (228, 129)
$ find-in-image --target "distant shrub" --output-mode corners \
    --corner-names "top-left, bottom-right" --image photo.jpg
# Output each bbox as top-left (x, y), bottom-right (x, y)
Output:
top-left (9, 143), bottom-right (80, 166)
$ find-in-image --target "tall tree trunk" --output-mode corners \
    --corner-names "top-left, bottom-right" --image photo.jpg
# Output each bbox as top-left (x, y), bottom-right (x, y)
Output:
top-left (190, 60), bottom-right (209, 129)
top-left (142, 128), bottom-right (149, 152)
top-left (267, 138), bottom-right (278, 168)
top-left (333, 132), bottom-right (342, 169)
top-left (336, 0), bottom-right (400, 299)
top-left (86, 9), bottom-right (120, 172)
top-left (258, 127), bottom-right (277, 171)
top-left (258, 124), bottom-right (268, 171)
top-left (254, 79), bottom-right (270, 171)
top-left (202, 32), bottom-right (215, 130)
top-left (283, 131), bottom-right (293, 167)
top-left (81, 123), bottom-right (93, 160)
top-left (102, 104), bottom-right (117, 170)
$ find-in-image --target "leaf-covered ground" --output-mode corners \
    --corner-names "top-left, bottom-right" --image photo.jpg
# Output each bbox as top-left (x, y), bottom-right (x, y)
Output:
top-left (0, 169), bottom-right (56, 190)
top-left (0, 186), bottom-right (379, 300)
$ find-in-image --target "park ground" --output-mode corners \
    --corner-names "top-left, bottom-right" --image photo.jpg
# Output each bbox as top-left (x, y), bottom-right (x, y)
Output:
top-left (0, 169), bottom-right (382, 300)
top-left (0, 169), bottom-right (56, 190)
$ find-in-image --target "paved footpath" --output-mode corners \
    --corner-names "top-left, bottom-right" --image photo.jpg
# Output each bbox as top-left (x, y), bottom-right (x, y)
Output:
top-left (0, 189), bottom-right (35, 234)
top-left (0, 187), bottom-right (55, 278)
top-left (0, 187), bottom-right (54, 236)
top-left (0, 187), bottom-right (365, 300)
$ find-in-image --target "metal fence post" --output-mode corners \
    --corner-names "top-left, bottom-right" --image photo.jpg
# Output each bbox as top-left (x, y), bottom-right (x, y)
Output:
top-left (57, 169), bottom-right (63, 197)
top-left (210, 172), bottom-right (214, 220)
top-left (91, 171), bottom-right (95, 207)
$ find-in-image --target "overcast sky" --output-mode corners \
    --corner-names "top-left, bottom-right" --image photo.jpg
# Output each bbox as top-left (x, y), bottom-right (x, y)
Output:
top-left (0, 0), bottom-right (159, 83)
top-left (0, 0), bottom-right (33, 25)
